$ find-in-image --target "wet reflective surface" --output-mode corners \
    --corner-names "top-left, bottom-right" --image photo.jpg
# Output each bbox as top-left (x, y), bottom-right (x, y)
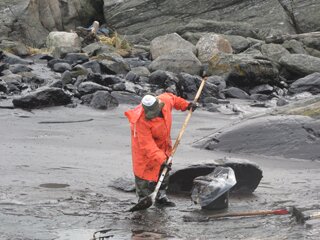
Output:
top-left (0, 104), bottom-right (319, 239)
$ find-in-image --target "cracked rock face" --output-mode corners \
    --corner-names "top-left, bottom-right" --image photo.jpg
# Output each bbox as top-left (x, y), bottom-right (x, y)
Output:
top-left (103, 0), bottom-right (320, 43)
top-left (2, 1), bottom-right (320, 47)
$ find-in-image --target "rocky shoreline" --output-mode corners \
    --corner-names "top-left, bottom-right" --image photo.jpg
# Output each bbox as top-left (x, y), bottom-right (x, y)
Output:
top-left (0, 1), bottom-right (320, 239)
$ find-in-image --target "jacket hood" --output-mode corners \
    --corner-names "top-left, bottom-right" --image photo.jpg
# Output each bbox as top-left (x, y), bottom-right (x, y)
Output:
top-left (124, 104), bottom-right (143, 124)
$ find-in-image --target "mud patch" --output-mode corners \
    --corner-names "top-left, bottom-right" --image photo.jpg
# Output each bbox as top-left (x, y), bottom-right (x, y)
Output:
top-left (39, 183), bottom-right (70, 188)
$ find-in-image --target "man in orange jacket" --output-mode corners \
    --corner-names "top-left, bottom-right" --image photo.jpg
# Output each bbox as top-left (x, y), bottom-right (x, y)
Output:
top-left (125, 93), bottom-right (197, 206)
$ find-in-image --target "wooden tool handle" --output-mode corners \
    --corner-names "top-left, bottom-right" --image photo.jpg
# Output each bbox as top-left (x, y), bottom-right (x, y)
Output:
top-left (309, 212), bottom-right (320, 220)
top-left (153, 78), bottom-right (207, 196)
top-left (210, 209), bottom-right (290, 219)
top-left (170, 77), bottom-right (207, 157)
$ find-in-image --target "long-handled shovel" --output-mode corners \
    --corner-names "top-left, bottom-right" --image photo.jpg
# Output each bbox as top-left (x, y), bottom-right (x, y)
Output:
top-left (183, 208), bottom-right (291, 222)
top-left (129, 77), bottom-right (207, 212)
top-left (183, 207), bottom-right (320, 224)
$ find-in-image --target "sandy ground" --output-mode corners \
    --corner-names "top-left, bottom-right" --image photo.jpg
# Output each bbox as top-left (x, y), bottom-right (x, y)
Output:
top-left (0, 102), bottom-right (320, 240)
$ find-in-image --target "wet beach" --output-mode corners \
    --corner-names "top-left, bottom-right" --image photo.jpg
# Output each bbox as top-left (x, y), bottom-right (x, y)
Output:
top-left (0, 104), bottom-right (319, 239)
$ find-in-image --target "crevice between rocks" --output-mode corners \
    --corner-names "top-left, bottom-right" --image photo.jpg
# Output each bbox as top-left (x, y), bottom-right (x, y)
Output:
top-left (277, 0), bottom-right (302, 33)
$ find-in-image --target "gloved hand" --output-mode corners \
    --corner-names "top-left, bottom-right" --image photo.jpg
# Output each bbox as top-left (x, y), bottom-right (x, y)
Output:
top-left (162, 160), bottom-right (172, 171)
top-left (187, 102), bottom-right (198, 112)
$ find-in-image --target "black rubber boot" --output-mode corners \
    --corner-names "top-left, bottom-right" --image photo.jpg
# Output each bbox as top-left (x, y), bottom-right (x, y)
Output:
top-left (156, 196), bottom-right (176, 207)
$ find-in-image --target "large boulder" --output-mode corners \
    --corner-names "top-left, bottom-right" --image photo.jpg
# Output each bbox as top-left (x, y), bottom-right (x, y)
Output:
top-left (46, 31), bottom-right (81, 50)
top-left (208, 53), bottom-right (279, 88)
top-left (99, 53), bottom-right (131, 75)
top-left (260, 43), bottom-right (290, 63)
top-left (81, 91), bottom-right (119, 110)
top-left (289, 73), bottom-right (320, 95)
top-left (196, 34), bottom-right (233, 63)
top-left (224, 35), bottom-right (250, 54)
top-left (149, 49), bottom-right (202, 75)
top-left (279, 54), bottom-right (320, 76)
top-left (150, 33), bottom-right (196, 60)
top-left (202, 115), bottom-right (320, 160)
top-left (12, 87), bottom-right (71, 108)
top-left (0, 40), bottom-right (29, 56)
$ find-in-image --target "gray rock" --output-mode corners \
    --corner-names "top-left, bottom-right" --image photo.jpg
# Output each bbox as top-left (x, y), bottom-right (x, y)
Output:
top-left (206, 76), bottom-right (226, 91)
top-left (89, 91), bottom-right (119, 110)
top-left (20, 72), bottom-right (45, 87)
top-left (205, 103), bottom-right (220, 112)
top-left (102, 75), bottom-right (123, 86)
top-left (47, 59), bottom-right (71, 69)
top-left (250, 94), bottom-right (270, 101)
top-left (149, 49), bottom-right (202, 75)
top-left (305, 47), bottom-right (320, 58)
top-left (222, 87), bottom-right (250, 99)
top-left (124, 81), bottom-right (141, 93)
top-left (177, 73), bottom-right (202, 100)
top-left (289, 73), bottom-right (320, 95)
top-left (112, 83), bottom-right (126, 91)
top-left (203, 115), bottom-right (320, 161)
top-left (86, 73), bottom-right (103, 85)
top-left (0, 63), bottom-right (9, 73)
top-left (12, 87), bottom-right (71, 109)
top-left (125, 71), bottom-right (140, 83)
top-left (203, 97), bottom-right (219, 104)
top-left (1, 74), bottom-right (23, 93)
top-left (64, 53), bottom-right (89, 65)
top-left (111, 91), bottom-right (142, 105)
top-left (130, 67), bottom-right (150, 77)
top-left (0, 40), bottom-right (29, 56)
top-left (224, 35), bottom-right (250, 54)
top-left (99, 53), bottom-right (130, 75)
top-left (179, 19), bottom-right (257, 39)
top-left (78, 82), bottom-right (111, 95)
top-left (61, 71), bottom-right (73, 87)
top-left (71, 65), bottom-right (90, 78)
top-left (282, 40), bottom-right (307, 54)
top-left (209, 53), bottom-right (279, 87)
top-left (279, 54), bottom-right (320, 75)
top-left (196, 34), bottom-right (233, 63)
top-left (149, 70), bottom-right (178, 88)
top-left (82, 60), bottom-right (102, 74)
top-left (9, 64), bottom-right (32, 74)
top-left (0, 80), bottom-right (8, 93)
top-left (52, 46), bottom-right (81, 59)
top-left (261, 43), bottom-right (290, 63)
top-left (277, 98), bottom-right (289, 106)
top-left (181, 32), bottom-right (207, 45)
top-left (53, 63), bottom-right (72, 73)
top-left (124, 57), bottom-right (151, 68)
top-left (249, 84), bottom-right (274, 95)
top-left (49, 80), bottom-right (63, 88)
top-left (46, 31), bottom-right (81, 50)
top-left (150, 33), bottom-right (196, 60)
top-left (82, 42), bottom-right (115, 57)
top-left (2, 52), bottom-right (33, 65)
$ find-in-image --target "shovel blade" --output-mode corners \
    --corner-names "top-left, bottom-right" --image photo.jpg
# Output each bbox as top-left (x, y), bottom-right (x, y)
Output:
top-left (129, 195), bottom-right (154, 212)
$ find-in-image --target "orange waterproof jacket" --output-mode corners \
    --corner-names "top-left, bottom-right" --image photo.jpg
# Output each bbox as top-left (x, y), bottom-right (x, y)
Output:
top-left (124, 93), bottom-right (189, 182)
